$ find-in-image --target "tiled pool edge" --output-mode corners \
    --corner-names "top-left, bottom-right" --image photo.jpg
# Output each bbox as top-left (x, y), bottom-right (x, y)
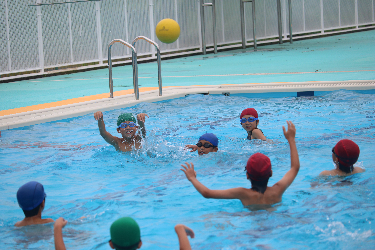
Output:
top-left (1, 80), bottom-right (374, 130)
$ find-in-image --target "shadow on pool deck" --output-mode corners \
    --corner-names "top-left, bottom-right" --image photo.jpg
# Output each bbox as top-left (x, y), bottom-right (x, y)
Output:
top-left (0, 29), bottom-right (374, 112)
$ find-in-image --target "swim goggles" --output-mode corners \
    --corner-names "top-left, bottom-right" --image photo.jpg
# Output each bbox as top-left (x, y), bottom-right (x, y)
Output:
top-left (240, 117), bottom-right (258, 123)
top-left (196, 142), bottom-right (215, 148)
top-left (332, 147), bottom-right (338, 157)
top-left (118, 122), bottom-right (136, 128)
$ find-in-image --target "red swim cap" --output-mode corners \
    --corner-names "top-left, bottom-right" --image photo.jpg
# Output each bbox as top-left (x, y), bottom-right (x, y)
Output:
top-left (334, 139), bottom-right (360, 167)
top-left (246, 153), bottom-right (272, 181)
top-left (240, 108), bottom-right (258, 118)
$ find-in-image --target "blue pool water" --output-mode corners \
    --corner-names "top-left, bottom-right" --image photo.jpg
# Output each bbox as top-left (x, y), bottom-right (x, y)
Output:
top-left (0, 90), bottom-right (374, 249)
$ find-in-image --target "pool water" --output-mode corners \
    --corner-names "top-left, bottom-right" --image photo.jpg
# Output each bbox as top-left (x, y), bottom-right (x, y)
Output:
top-left (0, 90), bottom-right (374, 249)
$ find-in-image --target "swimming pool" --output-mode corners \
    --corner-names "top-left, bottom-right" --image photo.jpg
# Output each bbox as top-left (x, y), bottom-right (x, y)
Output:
top-left (0, 89), bottom-right (374, 249)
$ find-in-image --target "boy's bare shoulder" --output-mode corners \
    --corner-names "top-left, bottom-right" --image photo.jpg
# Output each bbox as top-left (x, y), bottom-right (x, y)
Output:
top-left (239, 188), bottom-right (281, 206)
top-left (353, 167), bottom-right (365, 173)
top-left (319, 170), bottom-right (335, 176)
top-left (320, 167), bottom-right (364, 176)
top-left (14, 218), bottom-right (54, 227)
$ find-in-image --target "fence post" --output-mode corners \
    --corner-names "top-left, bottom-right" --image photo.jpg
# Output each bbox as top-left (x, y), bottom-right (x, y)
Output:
top-left (338, 0), bottom-right (341, 27)
top-left (302, 0), bottom-right (305, 31)
top-left (5, 0), bottom-right (11, 72)
top-left (174, 0), bottom-right (180, 49)
top-left (200, 0), bottom-right (206, 54)
top-left (67, 3), bottom-right (74, 63)
top-left (149, 0), bottom-right (156, 58)
top-left (354, 0), bottom-right (358, 28)
top-left (95, 1), bottom-right (103, 65)
top-left (283, 0), bottom-right (287, 40)
top-left (36, 0), bottom-right (44, 73)
top-left (277, 0), bottom-right (283, 43)
top-left (198, 0), bottom-right (203, 53)
top-left (320, 0), bottom-right (324, 34)
top-left (124, 0), bottom-right (129, 55)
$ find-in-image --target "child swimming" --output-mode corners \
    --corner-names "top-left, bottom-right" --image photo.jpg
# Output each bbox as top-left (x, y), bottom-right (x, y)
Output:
top-left (15, 181), bottom-right (54, 227)
top-left (320, 139), bottom-right (365, 176)
top-left (181, 121), bottom-right (299, 206)
top-left (94, 111), bottom-right (148, 152)
top-left (240, 108), bottom-right (266, 140)
top-left (54, 217), bottom-right (195, 250)
top-left (185, 133), bottom-right (218, 156)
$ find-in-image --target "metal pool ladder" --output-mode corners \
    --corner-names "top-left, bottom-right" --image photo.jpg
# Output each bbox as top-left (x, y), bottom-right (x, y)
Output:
top-left (108, 39), bottom-right (137, 99)
top-left (132, 36), bottom-right (162, 100)
top-left (107, 37), bottom-right (162, 100)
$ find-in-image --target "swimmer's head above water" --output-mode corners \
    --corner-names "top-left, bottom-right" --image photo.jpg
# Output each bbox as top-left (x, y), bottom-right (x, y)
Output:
top-left (245, 153), bottom-right (272, 193)
top-left (320, 139), bottom-right (364, 176)
top-left (117, 113), bottom-right (139, 139)
top-left (332, 139), bottom-right (360, 173)
top-left (197, 133), bottom-right (218, 155)
top-left (240, 108), bottom-right (266, 140)
top-left (240, 108), bottom-right (259, 132)
top-left (109, 217), bottom-right (142, 250)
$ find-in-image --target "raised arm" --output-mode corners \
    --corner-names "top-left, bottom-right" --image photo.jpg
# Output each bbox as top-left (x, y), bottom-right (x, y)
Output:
top-left (181, 162), bottom-right (246, 199)
top-left (137, 113), bottom-right (149, 138)
top-left (54, 217), bottom-right (68, 250)
top-left (273, 121), bottom-right (300, 194)
top-left (94, 111), bottom-right (118, 147)
top-left (175, 224), bottom-right (194, 250)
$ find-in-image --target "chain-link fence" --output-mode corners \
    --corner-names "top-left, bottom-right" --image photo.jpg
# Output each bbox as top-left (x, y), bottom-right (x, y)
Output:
top-left (1, 0), bottom-right (374, 76)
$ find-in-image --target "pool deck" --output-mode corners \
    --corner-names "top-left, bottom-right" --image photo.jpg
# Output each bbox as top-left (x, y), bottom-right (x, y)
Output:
top-left (1, 80), bottom-right (374, 130)
top-left (1, 30), bottom-right (374, 130)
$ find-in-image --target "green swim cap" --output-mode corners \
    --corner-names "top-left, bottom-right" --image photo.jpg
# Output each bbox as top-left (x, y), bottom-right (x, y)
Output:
top-left (110, 217), bottom-right (141, 250)
top-left (117, 113), bottom-right (136, 126)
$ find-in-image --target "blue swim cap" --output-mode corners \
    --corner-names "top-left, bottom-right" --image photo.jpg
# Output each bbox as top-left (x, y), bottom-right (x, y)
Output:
top-left (17, 181), bottom-right (46, 211)
top-left (199, 133), bottom-right (218, 147)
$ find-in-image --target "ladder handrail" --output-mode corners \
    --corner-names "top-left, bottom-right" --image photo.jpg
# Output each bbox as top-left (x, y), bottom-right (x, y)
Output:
top-left (108, 39), bottom-right (137, 98)
top-left (200, 0), bottom-right (217, 54)
top-left (240, 0), bottom-right (257, 50)
top-left (241, 0), bottom-right (292, 50)
top-left (131, 36), bottom-right (162, 99)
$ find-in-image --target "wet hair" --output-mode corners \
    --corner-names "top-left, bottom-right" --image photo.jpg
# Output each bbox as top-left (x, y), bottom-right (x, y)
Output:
top-left (249, 178), bottom-right (269, 194)
top-left (22, 199), bottom-right (44, 217)
top-left (338, 162), bottom-right (354, 174)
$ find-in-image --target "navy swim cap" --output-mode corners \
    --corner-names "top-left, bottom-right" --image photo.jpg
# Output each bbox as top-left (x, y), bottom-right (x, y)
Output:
top-left (17, 181), bottom-right (46, 211)
top-left (199, 133), bottom-right (218, 147)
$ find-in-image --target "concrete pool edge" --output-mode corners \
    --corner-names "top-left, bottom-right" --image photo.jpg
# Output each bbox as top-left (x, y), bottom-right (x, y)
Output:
top-left (1, 80), bottom-right (374, 130)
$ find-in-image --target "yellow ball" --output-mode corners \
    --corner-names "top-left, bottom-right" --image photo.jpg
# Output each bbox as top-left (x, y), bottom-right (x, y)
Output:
top-left (155, 18), bottom-right (180, 44)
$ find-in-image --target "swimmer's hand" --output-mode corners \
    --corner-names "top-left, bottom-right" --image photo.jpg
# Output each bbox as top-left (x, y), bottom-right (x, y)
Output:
top-left (54, 217), bottom-right (68, 250)
top-left (185, 145), bottom-right (198, 152)
top-left (175, 224), bottom-right (195, 238)
top-left (137, 113), bottom-right (149, 123)
top-left (54, 217), bottom-right (68, 229)
top-left (181, 162), bottom-right (197, 181)
top-left (282, 121), bottom-right (296, 141)
top-left (94, 111), bottom-right (103, 121)
top-left (175, 224), bottom-right (194, 250)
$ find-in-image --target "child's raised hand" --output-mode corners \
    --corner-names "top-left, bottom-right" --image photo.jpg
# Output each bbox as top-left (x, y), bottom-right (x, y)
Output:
top-left (185, 145), bottom-right (198, 152)
top-left (181, 162), bottom-right (197, 181)
top-left (175, 224), bottom-right (195, 238)
top-left (282, 121), bottom-right (296, 141)
top-left (183, 225), bottom-right (195, 238)
top-left (54, 217), bottom-right (68, 229)
top-left (94, 111), bottom-right (103, 121)
top-left (137, 113), bottom-right (149, 123)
